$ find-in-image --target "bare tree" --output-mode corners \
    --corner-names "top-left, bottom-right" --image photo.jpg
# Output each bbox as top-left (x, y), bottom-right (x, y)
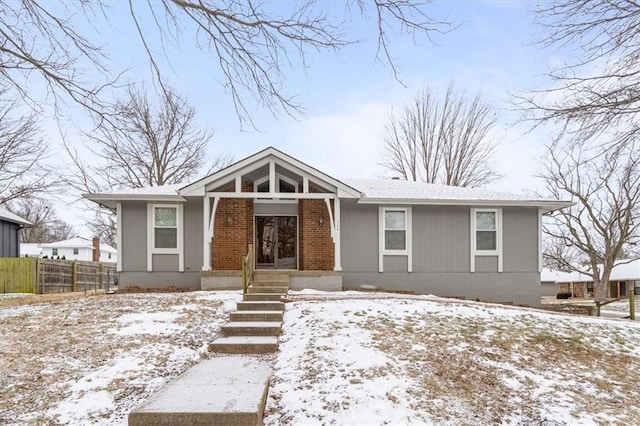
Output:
top-left (64, 85), bottom-right (231, 244)
top-left (541, 138), bottom-right (640, 302)
top-left (7, 197), bottom-right (74, 243)
top-left (380, 84), bottom-right (500, 187)
top-left (521, 1), bottom-right (640, 148)
top-left (0, 92), bottom-right (50, 205)
top-left (1, 1), bottom-right (451, 126)
top-left (542, 236), bottom-right (586, 272)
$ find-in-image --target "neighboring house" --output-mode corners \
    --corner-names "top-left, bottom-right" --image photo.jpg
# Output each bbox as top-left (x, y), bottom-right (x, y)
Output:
top-left (20, 243), bottom-right (42, 257)
top-left (84, 147), bottom-right (571, 306)
top-left (554, 260), bottom-right (640, 299)
top-left (0, 207), bottom-right (31, 257)
top-left (543, 269), bottom-right (592, 298)
top-left (39, 237), bottom-right (117, 263)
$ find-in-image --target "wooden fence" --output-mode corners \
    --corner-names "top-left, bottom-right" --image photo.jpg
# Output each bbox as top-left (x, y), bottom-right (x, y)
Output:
top-left (0, 258), bottom-right (117, 294)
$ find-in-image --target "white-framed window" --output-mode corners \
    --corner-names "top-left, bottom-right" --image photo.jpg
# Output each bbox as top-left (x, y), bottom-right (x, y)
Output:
top-left (379, 207), bottom-right (412, 272)
top-left (73, 248), bottom-right (79, 255)
top-left (147, 204), bottom-right (184, 272)
top-left (470, 208), bottom-right (502, 272)
top-left (52, 248), bottom-right (58, 256)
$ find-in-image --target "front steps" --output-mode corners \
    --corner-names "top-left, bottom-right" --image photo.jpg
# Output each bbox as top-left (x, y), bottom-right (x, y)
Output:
top-left (210, 272), bottom-right (289, 354)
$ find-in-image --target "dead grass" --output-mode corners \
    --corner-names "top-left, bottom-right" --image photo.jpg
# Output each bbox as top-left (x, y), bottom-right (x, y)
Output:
top-left (0, 292), bottom-right (231, 425)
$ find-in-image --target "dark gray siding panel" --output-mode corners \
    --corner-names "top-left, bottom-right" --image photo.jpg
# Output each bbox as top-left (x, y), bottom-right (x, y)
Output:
top-left (343, 272), bottom-right (541, 306)
top-left (183, 199), bottom-right (203, 272)
top-left (152, 254), bottom-right (179, 271)
top-left (413, 206), bottom-right (469, 273)
top-left (121, 202), bottom-right (148, 271)
top-left (503, 208), bottom-right (538, 272)
top-left (119, 272), bottom-right (200, 289)
top-left (340, 200), bottom-right (378, 272)
top-left (475, 256), bottom-right (498, 272)
top-left (0, 221), bottom-right (19, 257)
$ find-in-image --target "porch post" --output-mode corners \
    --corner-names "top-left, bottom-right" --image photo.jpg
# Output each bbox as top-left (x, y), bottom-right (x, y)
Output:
top-left (202, 196), bottom-right (211, 270)
top-left (334, 197), bottom-right (341, 272)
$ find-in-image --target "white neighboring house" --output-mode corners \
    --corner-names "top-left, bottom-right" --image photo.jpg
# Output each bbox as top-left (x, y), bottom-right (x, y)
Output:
top-left (39, 237), bottom-right (117, 263)
top-left (20, 243), bottom-right (42, 257)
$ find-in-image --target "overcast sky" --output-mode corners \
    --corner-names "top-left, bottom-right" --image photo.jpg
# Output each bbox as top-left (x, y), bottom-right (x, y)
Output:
top-left (44, 1), bottom-right (562, 233)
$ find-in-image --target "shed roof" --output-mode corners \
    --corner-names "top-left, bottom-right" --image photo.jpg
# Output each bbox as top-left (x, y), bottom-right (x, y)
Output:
top-left (0, 207), bottom-right (32, 226)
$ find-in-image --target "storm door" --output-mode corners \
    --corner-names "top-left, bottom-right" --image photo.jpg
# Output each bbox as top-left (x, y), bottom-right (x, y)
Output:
top-left (255, 216), bottom-right (297, 269)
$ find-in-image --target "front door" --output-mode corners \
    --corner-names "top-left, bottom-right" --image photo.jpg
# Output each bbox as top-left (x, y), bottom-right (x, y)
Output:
top-left (255, 216), bottom-right (297, 269)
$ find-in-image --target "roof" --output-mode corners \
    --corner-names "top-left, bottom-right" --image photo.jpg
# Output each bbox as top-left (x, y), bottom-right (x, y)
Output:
top-left (607, 259), bottom-right (640, 281)
top-left (20, 243), bottom-right (42, 256)
top-left (541, 268), bottom-right (591, 283)
top-left (99, 243), bottom-right (117, 254)
top-left (81, 148), bottom-right (571, 211)
top-left (0, 207), bottom-right (32, 226)
top-left (40, 237), bottom-right (95, 249)
top-left (345, 179), bottom-right (572, 210)
top-left (83, 184), bottom-right (183, 209)
top-left (179, 146), bottom-right (361, 198)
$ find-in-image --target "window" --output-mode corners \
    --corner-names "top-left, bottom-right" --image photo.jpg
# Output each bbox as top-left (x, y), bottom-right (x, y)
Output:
top-left (470, 208), bottom-right (502, 272)
top-left (52, 248), bottom-right (58, 256)
top-left (384, 210), bottom-right (407, 251)
top-left (108, 253), bottom-right (112, 259)
top-left (147, 204), bottom-right (183, 272)
top-left (379, 207), bottom-right (412, 273)
top-left (475, 211), bottom-right (496, 251)
top-left (154, 207), bottom-right (178, 249)
top-left (73, 248), bottom-right (79, 255)
top-left (254, 175), bottom-right (299, 194)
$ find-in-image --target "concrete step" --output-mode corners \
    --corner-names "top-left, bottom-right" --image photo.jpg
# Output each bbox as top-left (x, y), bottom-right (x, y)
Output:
top-left (222, 321), bottom-right (282, 336)
top-left (129, 356), bottom-right (270, 426)
top-left (230, 311), bottom-right (284, 322)
top-left (250, 280), bottom-right (289, 287)
top-left (247, 285), bottom-right (289, 294)
top-left (243, 293), bottom-right (282, 302)
top-left (209, 336), bottom-right (278, 354)
top-left (237, 301), bottom-right (284, 312)
top-left (252, 274), bottom-right (289, 282)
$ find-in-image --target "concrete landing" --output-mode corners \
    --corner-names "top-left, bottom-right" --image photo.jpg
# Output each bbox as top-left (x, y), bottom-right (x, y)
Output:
top-left (129, 356), bottom-right (271, 426)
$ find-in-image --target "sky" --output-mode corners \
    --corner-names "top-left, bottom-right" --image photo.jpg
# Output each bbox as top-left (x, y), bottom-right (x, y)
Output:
top-left (36, 1), bottom-right (563, 233)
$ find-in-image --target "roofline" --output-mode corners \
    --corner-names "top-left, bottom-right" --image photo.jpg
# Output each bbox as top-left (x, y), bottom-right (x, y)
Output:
top-left (357, 198), bottom-right (573, 211)
top-left (83, 193), bottom-right (185, 203)
top-left (179, 146), bottom-right (362, 198)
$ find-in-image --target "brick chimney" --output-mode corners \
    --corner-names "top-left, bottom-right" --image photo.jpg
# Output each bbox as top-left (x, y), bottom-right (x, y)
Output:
top-left (92, 236), bottom-right (100, 262)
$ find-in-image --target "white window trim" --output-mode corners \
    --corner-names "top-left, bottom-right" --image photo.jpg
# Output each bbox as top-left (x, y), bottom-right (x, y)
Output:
top-left (147, 204), bottom-right (184, 272)
top-left (378, 207), bottom-right (412, 273)
top-left (470, 208), bottom-right (502, 273)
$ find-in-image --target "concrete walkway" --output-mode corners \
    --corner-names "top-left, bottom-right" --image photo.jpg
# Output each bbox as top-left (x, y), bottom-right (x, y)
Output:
top-left (129, 356), bottom-right (271, 426)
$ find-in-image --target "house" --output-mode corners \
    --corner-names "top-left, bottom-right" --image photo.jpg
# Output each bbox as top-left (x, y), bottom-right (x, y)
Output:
top-left (542, 268), bottom-right (592, 298)
top-left (84, 147), bottom-right (571, 306)
top-left (20, 243), bottom-right (42, 257)
top-left (0, 207), bottom-right (31, 257)
top-left (39, 237), bottom-right (117, 263)
top-left (554, 260), bottom-right (640, 299)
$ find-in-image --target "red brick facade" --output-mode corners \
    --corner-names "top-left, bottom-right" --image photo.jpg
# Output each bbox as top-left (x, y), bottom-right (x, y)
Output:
top-left (298, 199), bottom-right (334, 270)
top-left (211, 186), bottom-right (335, 271)
top-left (211, 183), bottom-right (254, 270)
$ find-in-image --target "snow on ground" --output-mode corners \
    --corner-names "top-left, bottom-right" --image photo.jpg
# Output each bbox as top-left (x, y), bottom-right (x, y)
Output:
top-left (265, 294), bottom-right (640, 425)
top-left (0, 291), bottom-right (240, 425)
top-left (2, 290), bottom-right (640, 425)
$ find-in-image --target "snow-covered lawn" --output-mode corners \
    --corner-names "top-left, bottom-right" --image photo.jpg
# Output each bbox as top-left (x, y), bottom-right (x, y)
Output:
top-left (0, 291), bottom-right (240, 425)
top-left (266, 292), bottom-right (640, 425)
top-left (2, 291), bottom-right (640, 425)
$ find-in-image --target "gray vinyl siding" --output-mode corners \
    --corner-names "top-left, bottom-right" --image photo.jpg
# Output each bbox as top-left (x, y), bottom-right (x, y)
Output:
top-left (340, 203), bottom-right (542, 306)
top-left (503, 208), bottom-right (538, 272)
top-left (0, 220), bottom-right (20, 257)
top-left (121, 202), bottom-right (147, 271)
top-left (119, 199), bottom-right (204, 287)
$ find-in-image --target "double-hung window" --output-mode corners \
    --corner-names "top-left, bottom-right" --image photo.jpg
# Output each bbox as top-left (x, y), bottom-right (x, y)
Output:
top-left (470, 208), bottom-right (502, 272)
top-left (154, 207), bottom-right (178, 249)
top-left (379, 207), bottom-right (412, 272)
top-left (147, 204), bottom-right (184, 272)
